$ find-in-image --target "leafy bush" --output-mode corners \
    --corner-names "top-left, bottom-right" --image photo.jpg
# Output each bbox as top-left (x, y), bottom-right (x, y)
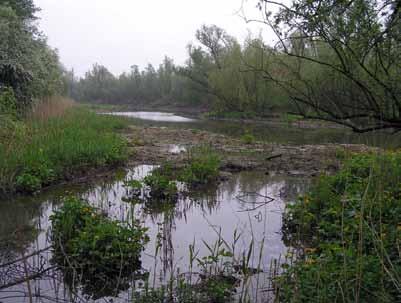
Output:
top-left (278, 151), bottom-right (401, 302)
top-left (0, 87), bottom-right (17, 118)
top-left (143, 165), bottom-right (178, 201)
top-left (51, 197), bottom-right (149, 299)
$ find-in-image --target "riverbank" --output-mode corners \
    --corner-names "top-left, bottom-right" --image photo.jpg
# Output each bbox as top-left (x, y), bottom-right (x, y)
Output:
top-left (0, 103), bottom-right (378, 196)
top-left (86, 102), bottom-right (346, 129)
top-left (0, 100), bottom-right (129, 195)
top-left (124, 125), bottom-right (376, 177)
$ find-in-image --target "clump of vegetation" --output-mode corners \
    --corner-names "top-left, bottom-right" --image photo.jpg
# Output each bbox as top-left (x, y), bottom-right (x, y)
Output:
top-left (143, 164), bottom-right (178, 201)
top-left (241, 131), bottom-right (255, 145)
top-left (179, 146), bottom-right (220, 187)
top-left (124, 146), bottom-right (220, 206)
top-left (51, 197), bottom-right (149, 299)
top-left (0, 101), bottom-right (128, 194)
top-left (134, 238), bottom-right (239, 303)
top-left (277, 151), bottom-right (401, 302)
top-left (123, 179), bottom-right (143, 199)
top-left (282, 113), bottom-right (302, 125)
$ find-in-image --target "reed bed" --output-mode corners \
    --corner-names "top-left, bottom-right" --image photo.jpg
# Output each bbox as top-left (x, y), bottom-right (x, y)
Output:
top-left (0, 97), bottom-right (129, 194)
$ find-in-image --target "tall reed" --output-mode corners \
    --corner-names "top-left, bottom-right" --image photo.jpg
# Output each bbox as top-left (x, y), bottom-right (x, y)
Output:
top-left (0, 97), bottom-right (129, 194)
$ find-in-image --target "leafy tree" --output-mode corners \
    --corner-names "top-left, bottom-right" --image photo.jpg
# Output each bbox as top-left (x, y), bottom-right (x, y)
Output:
top-left (252, 0), bottom-right (401, 132)
top-left (70, 25), bottom-right (290, 115)
top-left (0, 0), bottom-right (63, 113)
top-left (0, 0), bottom-right (37, 20)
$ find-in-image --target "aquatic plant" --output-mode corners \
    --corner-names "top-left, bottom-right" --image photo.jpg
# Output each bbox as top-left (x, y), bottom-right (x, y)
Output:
top-left (277, 151), bottom-right (401, 302)
top-left (134, 237), bottom-right (239, 303)
top-left (179, 145), bottom-right (220, 187)
top-left (50, 197), bottom-right (149, 299)
top-left (143, 165), bottom-right (178, 202)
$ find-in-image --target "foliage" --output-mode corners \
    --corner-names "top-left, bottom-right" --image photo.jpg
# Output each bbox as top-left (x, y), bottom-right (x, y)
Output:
top-left (0, 86), bottom-right (17, 117)
top-left (278, 151), bottom-right (401, 302)
top-left (124, 147), bottom-right (220, 208)
top-left (0, 105), bottom-right (128, 193)
top-left (51, 197), bottom-right (149, 299)
top-left (0, 1), bottom-right (63, 111)
top-left (133, 238), bottom-right (238, 303)
top-left (143, 164), bottom-right (178, 201)
top-left (179, 146), bottom-right (220, 187)
top-left (66, 25), bottom-right (291, 117)
top-left (254, 0), bottom-right (401, 132)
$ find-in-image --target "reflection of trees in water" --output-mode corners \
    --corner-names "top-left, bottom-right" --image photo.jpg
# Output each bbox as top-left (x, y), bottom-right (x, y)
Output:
top-left (278, 178), bottom-right (310, 202)
top-left (0, 197), bottom-right (46, 263)
top-left (0, 165), bottom-right (311, 301)
top-left (220, 172), bottom-right (271, 201)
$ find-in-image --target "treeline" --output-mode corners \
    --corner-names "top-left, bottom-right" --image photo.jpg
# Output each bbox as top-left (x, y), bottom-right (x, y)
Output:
top-left (68, 0), bottom-right (401, 131)
top-left (0, 0), bottom-right (65, 118)
top-left (67, 58), bottom-right (206, 108)
top-left (67, 25), bottom-right (292, 116)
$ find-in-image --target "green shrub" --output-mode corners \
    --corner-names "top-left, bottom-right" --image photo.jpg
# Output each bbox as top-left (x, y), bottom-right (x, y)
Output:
top-left (179, 146), bottom-right (220, 187)
top-left (51, 197), bottom-right (149, 299)
top-left (0, 87), bottom-right (17, 118)
top-left (15, 173), bottom-right (42, 193)
top-left (143, 166), bottom-right (178, 201)
top-left (278, 151), bottom-right (401, 302)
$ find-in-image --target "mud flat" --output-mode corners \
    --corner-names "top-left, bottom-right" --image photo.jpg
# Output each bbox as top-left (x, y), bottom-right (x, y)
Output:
top-left (125, 125), bottom-right (376, 177)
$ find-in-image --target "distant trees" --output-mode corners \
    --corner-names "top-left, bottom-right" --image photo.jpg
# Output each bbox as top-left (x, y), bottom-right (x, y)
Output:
top-left (0, 0), bottom-right (63, 114)
top-left (70, 58), bottom-right (197, 106)
top-left (251, 0), bottom-right (401, 132)
top-left (69, 25), bottom-right (291, 116)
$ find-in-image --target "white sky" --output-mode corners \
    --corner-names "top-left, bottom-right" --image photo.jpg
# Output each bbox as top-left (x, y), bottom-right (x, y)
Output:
top-left (34, 0), bottom-right (271, 77)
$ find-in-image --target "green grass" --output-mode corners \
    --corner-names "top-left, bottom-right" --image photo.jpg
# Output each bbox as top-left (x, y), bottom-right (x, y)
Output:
top-left (277, 151), bottom-right (401, 302)
top-left (0, 108), bottom-right (129, 193)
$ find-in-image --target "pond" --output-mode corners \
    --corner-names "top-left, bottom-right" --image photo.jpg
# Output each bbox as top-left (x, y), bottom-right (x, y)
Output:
top-left (107, 111), bottom-right (401, 148)
top-left (0, 166), bottom-right (309, 302)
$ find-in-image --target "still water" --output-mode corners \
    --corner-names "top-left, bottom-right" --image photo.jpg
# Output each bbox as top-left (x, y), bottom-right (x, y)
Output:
top-left (105, 111), bottom-right (196, 122)
top-left (0, 166), bottom-right (309, 302)
top-left (107, 111), bottom-right (401, 148)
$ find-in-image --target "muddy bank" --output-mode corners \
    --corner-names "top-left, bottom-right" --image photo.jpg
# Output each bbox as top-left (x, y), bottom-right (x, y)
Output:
top-left (124, 125), bottom-right (375, 177)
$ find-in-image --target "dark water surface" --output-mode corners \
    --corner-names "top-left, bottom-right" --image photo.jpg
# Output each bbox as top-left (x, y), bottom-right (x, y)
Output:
top-left (108, 111), bottom-right (401, 148)
top-left (0, 166), bottom-right (309, 302)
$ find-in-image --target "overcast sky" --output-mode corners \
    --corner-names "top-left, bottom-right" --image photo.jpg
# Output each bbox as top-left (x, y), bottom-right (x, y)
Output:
top-left (34, 0), bottom-right (269, 77)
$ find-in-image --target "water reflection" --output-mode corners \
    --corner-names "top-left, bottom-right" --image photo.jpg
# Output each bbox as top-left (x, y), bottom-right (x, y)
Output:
top-left (0, 166), bottom-right (309, 302)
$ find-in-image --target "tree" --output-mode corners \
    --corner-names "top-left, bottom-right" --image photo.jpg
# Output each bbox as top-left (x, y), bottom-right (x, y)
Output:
top-left (250, 0), bottom-right (401, 132)
top-left (0, 0), bottom-right (37, 20)
top-left (0, 1), bottom-right (63, 112)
